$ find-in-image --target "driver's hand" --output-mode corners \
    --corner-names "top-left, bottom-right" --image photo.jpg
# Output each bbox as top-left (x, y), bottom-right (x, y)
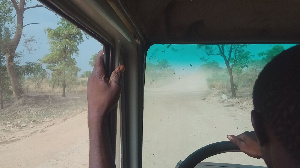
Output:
top-left (87, 50), bottom-right (125, 124)
top-left (227, 131), bottom-right (262, 159)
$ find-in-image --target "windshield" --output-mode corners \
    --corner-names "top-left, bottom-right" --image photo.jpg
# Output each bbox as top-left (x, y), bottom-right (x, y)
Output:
top-left (143, 44), bottom-right (295, 168)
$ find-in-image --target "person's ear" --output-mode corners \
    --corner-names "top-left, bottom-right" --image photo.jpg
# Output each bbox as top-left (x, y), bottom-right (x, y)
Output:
top-left (251, 110), bottom-right (269, 146)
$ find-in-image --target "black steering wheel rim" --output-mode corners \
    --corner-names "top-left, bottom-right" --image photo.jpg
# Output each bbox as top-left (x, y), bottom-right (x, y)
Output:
top-left (177, 141), bottom-right (240, 168)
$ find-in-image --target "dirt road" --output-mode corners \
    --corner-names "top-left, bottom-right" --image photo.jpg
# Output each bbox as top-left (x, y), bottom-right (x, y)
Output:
top-left (0, 73), bottom-right (266, 168)
top-left (143, 73), bottom-right (266, 168)
top-left (0, 111), bottom-right (89, 168)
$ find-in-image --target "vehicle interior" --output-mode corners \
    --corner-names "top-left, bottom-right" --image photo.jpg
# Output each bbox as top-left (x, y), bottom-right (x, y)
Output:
top-left (39, 0), bottom-right (300, 167)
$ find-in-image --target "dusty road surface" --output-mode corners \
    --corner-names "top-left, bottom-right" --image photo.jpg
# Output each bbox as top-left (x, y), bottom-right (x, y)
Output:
top-left (0, 111), bottom-right (89, 168)
top-left (143, 73), bottom-right (267, 168)
top-left (0, 73), bottom-right (266, 168)
top-left (0, 95), bottom-right (89, 168)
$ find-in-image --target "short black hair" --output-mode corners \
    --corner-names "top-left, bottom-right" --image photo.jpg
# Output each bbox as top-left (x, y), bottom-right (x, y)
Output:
top-left (253, 45), bottom-right (300, 160)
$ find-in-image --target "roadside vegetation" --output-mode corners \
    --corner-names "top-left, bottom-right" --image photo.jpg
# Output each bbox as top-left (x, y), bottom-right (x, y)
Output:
top-left (201, 45), bottom-right (285, 96)
top-left (146, 44), bottom-right (288, 99)
top-left (0, 1), bottom-right (97, 145)
top-left (0, 1), bottom-right (98, 110)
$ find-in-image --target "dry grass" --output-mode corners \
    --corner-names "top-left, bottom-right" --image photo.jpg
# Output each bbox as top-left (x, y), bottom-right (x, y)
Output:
top-left (23, 78), bottom-right (88, 95)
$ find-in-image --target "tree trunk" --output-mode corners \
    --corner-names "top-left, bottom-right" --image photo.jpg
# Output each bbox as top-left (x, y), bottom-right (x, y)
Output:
top-left (227, 67), bottom-right (236, 97)
top-left (6, 53), bottom-right (23, 99)
top-left (5, 0), bottom-right (25, 100)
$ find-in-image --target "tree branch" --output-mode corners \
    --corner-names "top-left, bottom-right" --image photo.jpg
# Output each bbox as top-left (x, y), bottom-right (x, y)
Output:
top-left (206, 53), bottom-right (219, 56)
top-left (19, 0), bottom-right (25, 12)
top-left (217, 45), bottom-right (222, 54)
top-left (217, 45), bottom-right (227, 60)
top-left (24, 4), bottom-right (44, 11)
top-left (221, 45), bottom-right (225, 55)
top-left (11, 0), bottom-right (19, 12)
top-left (228, 44), bottom-right (233, 62)
top-left (23, 23), bottom-right (39, 28)
top-left (231, 48), bottom-right (238, 69)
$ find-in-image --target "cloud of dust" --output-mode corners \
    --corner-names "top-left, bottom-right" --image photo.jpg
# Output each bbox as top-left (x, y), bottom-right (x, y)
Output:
top-left (145, 69), bottom-right (208, 92)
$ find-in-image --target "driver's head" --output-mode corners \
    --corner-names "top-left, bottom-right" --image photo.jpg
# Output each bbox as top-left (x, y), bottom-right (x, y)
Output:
top-left (252, 45), bottom-right (300, 166)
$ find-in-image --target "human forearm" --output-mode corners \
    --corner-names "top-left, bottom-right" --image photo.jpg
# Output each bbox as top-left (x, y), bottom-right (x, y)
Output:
top-left (88, 110), bottom-right (115, 168)
top-left (87, 50), bottom-right (124, 168)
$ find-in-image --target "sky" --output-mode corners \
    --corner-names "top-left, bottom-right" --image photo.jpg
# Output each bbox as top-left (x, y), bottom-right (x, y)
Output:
top-left (16, 2), bottom-right (295, 76)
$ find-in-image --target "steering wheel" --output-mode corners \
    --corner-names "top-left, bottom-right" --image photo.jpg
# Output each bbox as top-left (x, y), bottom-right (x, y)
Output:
top-left (177, 141), bottom-right (240, 168)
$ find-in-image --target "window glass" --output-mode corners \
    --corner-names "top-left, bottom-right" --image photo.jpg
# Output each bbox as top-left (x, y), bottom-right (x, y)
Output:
top-left (143, 44), bottom-right (295, 168)
top-left (0, 2), bottom-right (99, 167)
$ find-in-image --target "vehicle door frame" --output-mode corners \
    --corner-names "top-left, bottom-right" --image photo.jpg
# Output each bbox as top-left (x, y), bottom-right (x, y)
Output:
top-left (39, 1), bottom-right (146, 167)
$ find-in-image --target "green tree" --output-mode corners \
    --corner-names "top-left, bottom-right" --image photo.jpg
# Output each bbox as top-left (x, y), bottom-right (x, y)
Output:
top-left (234, 60), bottom-right (262, 91)
top-left (81, 71), bottom-right (92, 78)
top-left (41, 19), bottom-right (83, 97)
top-left (145, 59), bottom-right (175, 85)
top-left (21, 62), bottom-right (47, 91)
top-left (199, 44), bottom-right (251, 97)
top-left (0, 0), bottom-right (43, 99)
top-left (156, 59), bottom-right (171, 70)
top-left (0, 1), bottom-right (14, 108)
top-left (89, 53), bottom-right (97, 67)
top-left (146, 59), bottom-right (172, 73)
top-left (200, 61), bottom-right (227, 89)
top-left (0, 52), bottom-right (12, 109)
top-left (258, 45), bottom-right (284, 64)
top-left (201, 61), bottom-right (222, 72)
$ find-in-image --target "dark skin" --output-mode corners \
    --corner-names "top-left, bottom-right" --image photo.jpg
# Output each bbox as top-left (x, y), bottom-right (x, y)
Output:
top-left (227, 131), bottom-right (262, 159)
top-left (88, 50), bottom-right (296, 168)
top-left (87, 50), bottom-right (124, 168)
top-left (228, 111), bottom-right (298, 168)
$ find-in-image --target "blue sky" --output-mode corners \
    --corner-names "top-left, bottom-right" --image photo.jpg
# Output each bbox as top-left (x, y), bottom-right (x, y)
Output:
top-left (17, 2), bottom-right (295, 76)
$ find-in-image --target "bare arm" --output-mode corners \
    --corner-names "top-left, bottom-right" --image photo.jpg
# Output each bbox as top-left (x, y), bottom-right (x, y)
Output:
top-left (87, 50), bottom-right (124, 168)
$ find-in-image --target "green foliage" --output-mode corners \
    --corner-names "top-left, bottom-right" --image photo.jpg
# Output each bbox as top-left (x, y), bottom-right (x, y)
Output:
top-left (206, 71), bottom-right (228, 90)
top-left (63, 65), bottom-right (81, 91)
top-left (145, 59), bottom-right (175, 85)
top-left (0, 0), bottom-right (40, 52)
top-left (81, 71), bottom-right (92, 78)
top-left (232, 51), bottom-right (251, 74)
top-left (201, 61), bottom-right (222, 72)
top-left (0, 2), bottom-right (13, 101)
top-left (204, 59), bottom-right (269, 92)
top-left (41, 18), bottom-right (83, 96)
top-left (89, 53), bottom-right (97, 67)
top-left (0, 1), bottom-right (23, 102)
top-left (19, 62), bottom-right (46, 77)
top-left (200, 61), bottom-right (227, 89)
top-left (43, 19), bottom-right (83, 64)
top-left (0, 51), bottom-right (12, 106)
top-left (21, 62), bottom-right (47, 90)
top-left (0, 0), bottom-right (13, 52)
top-left (258, 45), bottom-right (284, 64)
top-left (146, 59), bottom-right (172, 74)
top-left (156, 59), bottom-right (171, 70)
top-left (199, 44), bottom-right (251, 71)
top-left (235, 61), bottom-right (260, 90)
top-left (0, 0), bottom-right (13, 27)
top-left (198, 44), bottom-right (251, 97)
top-left (0, 0), bottom-right (44, 99)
